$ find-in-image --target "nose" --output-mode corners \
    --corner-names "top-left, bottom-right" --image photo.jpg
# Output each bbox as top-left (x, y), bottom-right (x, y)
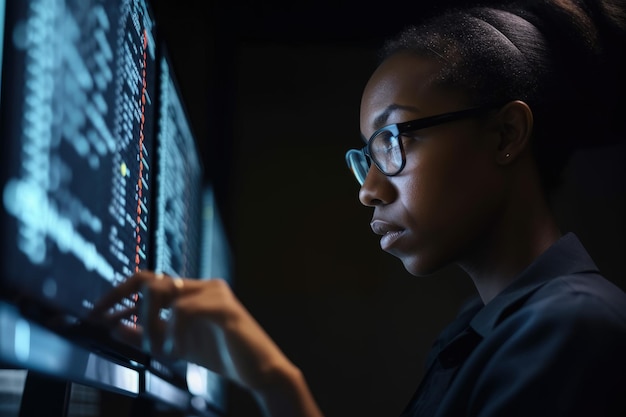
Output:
top-left (358, 166), bottom-right (396, 207)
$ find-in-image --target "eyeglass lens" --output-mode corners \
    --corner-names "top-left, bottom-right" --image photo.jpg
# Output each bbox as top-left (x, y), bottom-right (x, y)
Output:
top-left (370, 131), bottom-right (403, 176)
top-left (346, 149), bottom-right (369, 185)
top-left (345, 130), bottom-right (404, 186)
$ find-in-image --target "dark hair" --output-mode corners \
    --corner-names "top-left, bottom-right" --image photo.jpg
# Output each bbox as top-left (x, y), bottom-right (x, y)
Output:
top-left (380, 0), bottom-right (626, 194)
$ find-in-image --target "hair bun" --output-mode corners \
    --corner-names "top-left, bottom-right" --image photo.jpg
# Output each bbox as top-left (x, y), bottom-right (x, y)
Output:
top-left (511, 0), bottom-right (626, 141)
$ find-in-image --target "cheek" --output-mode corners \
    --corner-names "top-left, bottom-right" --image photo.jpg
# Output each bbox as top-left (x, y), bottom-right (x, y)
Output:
top-left (400, 145), bottom-right (471, 206)
top-left (399, 140), bottom-right (501, 232)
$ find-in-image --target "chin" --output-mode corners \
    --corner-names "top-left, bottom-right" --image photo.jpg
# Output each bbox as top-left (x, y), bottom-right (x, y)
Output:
top-left (398, 253), bottom-right (445, 277)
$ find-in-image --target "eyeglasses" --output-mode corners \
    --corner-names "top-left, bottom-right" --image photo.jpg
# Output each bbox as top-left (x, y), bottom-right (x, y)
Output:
top-left (345, 103), bottom-right (506, 185)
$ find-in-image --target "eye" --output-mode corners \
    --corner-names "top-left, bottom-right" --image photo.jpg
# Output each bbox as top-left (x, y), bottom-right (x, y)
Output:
top-left (371, 131), bottom-right (398, 154)
top-left (399, 132), bottom-right (424, 148)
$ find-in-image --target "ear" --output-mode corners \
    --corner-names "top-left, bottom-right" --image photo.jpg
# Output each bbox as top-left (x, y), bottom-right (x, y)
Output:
top-left (493, 100), bottom-right (533, 165)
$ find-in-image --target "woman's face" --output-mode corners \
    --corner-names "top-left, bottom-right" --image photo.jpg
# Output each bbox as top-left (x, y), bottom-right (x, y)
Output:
top-left (359, 52), bottom-right (506, 276)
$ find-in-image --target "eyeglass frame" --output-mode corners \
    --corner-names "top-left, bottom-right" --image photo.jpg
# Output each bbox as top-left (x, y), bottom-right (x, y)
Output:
top-left (345, 101), bottom-right (509, 185)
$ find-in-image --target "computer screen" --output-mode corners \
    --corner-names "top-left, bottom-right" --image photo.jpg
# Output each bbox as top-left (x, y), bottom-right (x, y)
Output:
top-left (0, 0), bottom-right (228, 415)
top-left (145, 48), bottom-right (229, 416)
top-left (199, 185), bottom-right (233, 286)
top-left (0, 0), bottom-right (156, 327)
top-left (152, 48), bottom-right (203, 279)
top-left (0, 0), bottom-right (5, 105)
top-left (190, 184), bottom-right (234, 413)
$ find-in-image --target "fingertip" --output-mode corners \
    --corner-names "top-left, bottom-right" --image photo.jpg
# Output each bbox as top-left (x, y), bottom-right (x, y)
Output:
top-left (132, 269), bottom-right (152, 281)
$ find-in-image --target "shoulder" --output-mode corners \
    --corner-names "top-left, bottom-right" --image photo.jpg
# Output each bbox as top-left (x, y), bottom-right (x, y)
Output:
top-left (486, 272), bottom-right (626, 351)
top-left (519, 272), bottom-right (626, 329)
top-left (478, 272), bottom-right (626, 381)
top-left (455, 273), bottom-right (626, 416)
top-left (470, 271), bottom-right (626, 381)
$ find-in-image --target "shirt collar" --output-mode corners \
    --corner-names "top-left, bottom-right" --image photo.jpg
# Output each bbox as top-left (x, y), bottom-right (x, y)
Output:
top-left (469, 233), bottom-right (599, 337)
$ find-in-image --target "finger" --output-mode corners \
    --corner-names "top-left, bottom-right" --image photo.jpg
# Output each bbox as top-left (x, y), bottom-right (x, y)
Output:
top-left (141, 276), bottom-right (175, 353)
top-left (140, 277), bottom-right (212, 356)
top-left (91, 270), bottom-right (157, 315)
top-left (100, 305), bottom-right (138, 326)
top-left (174, 278), bottom-right (235, 319)
top-left (156, 280), bottom-right (214, 357)
top-left (161, 309), bottom-right (178, 356)
top-left (167, 304), bottom-right (227, 375)
top-left (157, 277), bottom-right (184, 355)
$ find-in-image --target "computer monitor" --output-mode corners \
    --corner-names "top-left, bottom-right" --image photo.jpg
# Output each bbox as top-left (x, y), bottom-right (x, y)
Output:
top-left (189, 184), bottom-right (234, 413)
top-left (199, 185), bottom-right (233, 286)
top-left (152, 47), bottom-right (203, 280)
top-left (0, 0), bottom-right (156, 327)
top-left (0, 0), bottom-right (158, 398)
top-left (0, 0), bottom-right (5, 104)
top-left (147, 47), bottom-right (229, 416)
top-left (0, 0), bottom-right (228, 415)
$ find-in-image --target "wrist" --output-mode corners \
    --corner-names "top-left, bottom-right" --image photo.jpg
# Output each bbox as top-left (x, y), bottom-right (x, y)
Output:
top-left (252, 361), bottom-right (324, 417)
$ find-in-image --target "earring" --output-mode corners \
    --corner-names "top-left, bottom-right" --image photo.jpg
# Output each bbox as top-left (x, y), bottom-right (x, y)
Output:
top-left (505, 153), bottom-right (511, 158)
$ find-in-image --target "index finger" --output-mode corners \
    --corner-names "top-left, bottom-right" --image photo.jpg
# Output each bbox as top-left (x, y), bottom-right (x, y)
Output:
top-left (91, 270), bottom-right (157, 316)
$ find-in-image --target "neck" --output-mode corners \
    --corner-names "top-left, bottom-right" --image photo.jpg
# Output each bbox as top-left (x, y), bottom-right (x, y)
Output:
top-left (458, 166), bottom-right (561, 304)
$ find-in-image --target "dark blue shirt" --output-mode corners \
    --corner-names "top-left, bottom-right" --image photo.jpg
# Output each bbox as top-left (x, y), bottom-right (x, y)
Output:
top-left (401, 233), bottom-right (626, 417)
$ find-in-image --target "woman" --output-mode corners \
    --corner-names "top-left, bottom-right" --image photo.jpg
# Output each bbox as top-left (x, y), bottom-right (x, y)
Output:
top-left (94, 0), bottom-right (626, 415)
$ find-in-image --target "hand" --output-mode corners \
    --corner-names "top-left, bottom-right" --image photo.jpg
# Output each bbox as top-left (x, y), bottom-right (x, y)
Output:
top-left (91, 271), bottom-right (325, 417)
top-left (90, 271), bottom-right (294, 391)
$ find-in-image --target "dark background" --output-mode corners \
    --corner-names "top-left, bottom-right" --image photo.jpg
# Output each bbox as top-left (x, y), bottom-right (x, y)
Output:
top-left (148, 1), bottom-right (626, 416)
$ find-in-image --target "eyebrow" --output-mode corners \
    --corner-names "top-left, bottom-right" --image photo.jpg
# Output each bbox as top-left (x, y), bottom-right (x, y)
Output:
top-left (360, 103), bottom-right (421, 142)
top-left (373, 104), bottom-right (421, 128)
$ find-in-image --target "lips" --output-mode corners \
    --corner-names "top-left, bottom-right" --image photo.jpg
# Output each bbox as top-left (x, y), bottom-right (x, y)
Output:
top-left (370, 219), bottom-right (405, 250)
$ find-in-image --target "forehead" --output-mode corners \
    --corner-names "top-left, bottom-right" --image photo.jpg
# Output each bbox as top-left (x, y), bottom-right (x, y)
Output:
top-left (360, 53), bottom-right (465, 128)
